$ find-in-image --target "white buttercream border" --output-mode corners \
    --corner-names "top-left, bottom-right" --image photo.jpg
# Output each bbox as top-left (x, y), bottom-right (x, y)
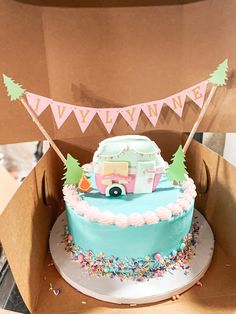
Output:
top-left (63, 178), bottom-right (196, 228)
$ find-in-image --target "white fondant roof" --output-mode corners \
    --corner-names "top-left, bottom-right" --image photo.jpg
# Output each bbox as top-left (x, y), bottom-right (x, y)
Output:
top-left (95, 135), bottom-right (160, 157)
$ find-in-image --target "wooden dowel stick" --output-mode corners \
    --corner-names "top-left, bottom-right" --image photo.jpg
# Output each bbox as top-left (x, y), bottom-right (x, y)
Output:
top-left (183, 85), bottom-right (218, 154)
top-left (20, 97), bottom-right (66, 164)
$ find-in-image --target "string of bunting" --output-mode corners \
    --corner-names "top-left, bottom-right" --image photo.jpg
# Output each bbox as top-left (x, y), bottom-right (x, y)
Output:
top-left (2, 59), bottom-right (228, 165)
top-left (25, 80), bottom-right (208, 133)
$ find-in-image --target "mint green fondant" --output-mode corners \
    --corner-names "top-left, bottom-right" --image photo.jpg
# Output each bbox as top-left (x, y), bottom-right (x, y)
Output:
top-left (66, 174), bottom-right (194, 259)
top-left (93, 135), bottom-right (165, 169)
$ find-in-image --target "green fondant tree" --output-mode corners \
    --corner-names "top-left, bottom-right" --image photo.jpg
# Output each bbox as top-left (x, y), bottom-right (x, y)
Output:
top-left (2, 74), bottom-right (67, 164)
top-left (166, 145), bottom-right (188, 184)
top-left (183, 59), bottom-right (229, 154)
top-left (2, 74), bottom-right (26, 101)
top-left (63, 154), bottom-right (84, 185)
top-left (209, 59), bottom-right (228, 86)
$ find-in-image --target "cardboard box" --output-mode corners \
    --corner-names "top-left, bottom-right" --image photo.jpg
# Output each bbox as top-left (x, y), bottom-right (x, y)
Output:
top-left (0, 1), bottom-right (236, 313)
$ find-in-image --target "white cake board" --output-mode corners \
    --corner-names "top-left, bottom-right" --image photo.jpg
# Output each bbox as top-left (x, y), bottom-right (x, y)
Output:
top-left (49, 210), bottom-right (214, 304)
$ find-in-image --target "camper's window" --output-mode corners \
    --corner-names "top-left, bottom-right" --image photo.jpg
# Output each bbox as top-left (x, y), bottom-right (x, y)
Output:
top-left (102, 162), bottom-right (128, 177)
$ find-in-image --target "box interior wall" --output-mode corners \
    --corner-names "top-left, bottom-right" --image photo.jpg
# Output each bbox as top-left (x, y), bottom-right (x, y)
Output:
top-left (1, 0), bottom-right (236, 313)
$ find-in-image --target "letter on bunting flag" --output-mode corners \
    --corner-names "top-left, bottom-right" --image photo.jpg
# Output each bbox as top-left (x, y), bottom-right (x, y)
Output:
top-left (141, 101), bottom-right (163, 127)
top-left (163, 90), bottom-right (187, 117)
top-left (97, 109), bottom-right (120, 133)
top-left (26, 92), bottom-right (51, 116)
top-left (186, 80), bottom-right (208, 108)
top-left (50, 102), bottom-right (73, 128)
top-left (73, 106), bottom-right (97, 133)
top-left (25, 80), bottom-right (209, 132)
top-left (120, 104), bottom-right (142, 130)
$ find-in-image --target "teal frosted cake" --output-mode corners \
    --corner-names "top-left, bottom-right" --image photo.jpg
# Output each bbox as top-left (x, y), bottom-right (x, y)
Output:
top-left (63, 135), bottom-right (197, 281)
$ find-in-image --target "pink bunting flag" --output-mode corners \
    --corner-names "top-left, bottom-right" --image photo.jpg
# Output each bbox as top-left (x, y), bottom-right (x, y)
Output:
top-left (26, 92), bottom-right (51, 116)
top-left (50, 101), bottom-right (73, 128)
top-left (98, 109), bottom-right (120, 133)
top-left (142, 101), bottom-right (163, 127)
top-left (74, 106), bottom-right (97, 133)
top-left (186, 80), bottom-right (208, 108)
top-left (120, 104), bottom-right (142, 130)
top-left (163, 90), bottom-right (187, 117)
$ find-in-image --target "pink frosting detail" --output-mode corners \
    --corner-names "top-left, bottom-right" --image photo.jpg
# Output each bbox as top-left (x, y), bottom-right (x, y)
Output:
top-left (184, 188), bottom-right (194, 198)
top-left (77, 253), bottom-right (84, 263)
top-left (143, 211), bottom-right (160, 224)
top-left (63, 185), bottom-right (83, 214)
top-left (69, 200), bottom-right (81, 213)
top-left (75, 200), bottom-right (89, 215)
top-left (84, 206), bottom-right (100, 221)
top-left (167, 203), bottom-right (183, 216)
top-left (187, 186), bottom-right (196, 194)
top-left (63, 184), bottom-right (75, 195)
top-left (129, 213), bottom-right (145, 226)
top-left (181, 180), bottom-right (190, 189)
top-left (181, 193), bottom-right (194, 205)
top-left (156, 207), bottom-right (172, 220)
top-left (63, 186), bottom-right (80, 202)
top-left (154, 253), bottom-right (162, 261)
top-left (176, 198), bottom-right (189, 211)
top-left (63, 176), bottom-right (196, 226)
top-left (115, 214), bottom-right (129, 228)
top-left (188, 178), bottom-right (195, 185)
top-left (82, 163), bottom-right (93, 172)
top-left (182, 178), bottom-right (195, 190)
top-left (98, 211), bottom-right (114, 225)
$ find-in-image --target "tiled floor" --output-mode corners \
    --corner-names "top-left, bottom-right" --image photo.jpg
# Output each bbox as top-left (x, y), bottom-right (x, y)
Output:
top-left (0, 141), bottom-right (46, 313)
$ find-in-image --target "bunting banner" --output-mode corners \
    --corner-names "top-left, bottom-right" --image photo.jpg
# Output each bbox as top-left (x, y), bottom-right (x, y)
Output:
top-left (186, 80), bottom-right (208, 108)
top-left (120, 104), bottom-right (142, 131)
top-left (26, 92), bottom-right (51, 116)
top-left (74, 106), bottom-right (97, 133)
top-left (142, 100), bottom-right (163, 127)
top-left (97, 108), bottom-right (120, 133)
top-left (50, 101), bottom-right (73, 129)
top-left (25, 79), bottom-right (208, 132)
top-left (163, 90), bottom-right (187, 117)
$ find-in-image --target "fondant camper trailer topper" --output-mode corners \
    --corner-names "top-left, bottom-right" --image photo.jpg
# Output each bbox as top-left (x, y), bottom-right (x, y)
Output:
top-left (93, 135), bottom-right (166, 197)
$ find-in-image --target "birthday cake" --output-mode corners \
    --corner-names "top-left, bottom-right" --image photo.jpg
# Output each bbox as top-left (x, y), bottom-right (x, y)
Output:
top-left (63, 135), bottom-right (197, 281)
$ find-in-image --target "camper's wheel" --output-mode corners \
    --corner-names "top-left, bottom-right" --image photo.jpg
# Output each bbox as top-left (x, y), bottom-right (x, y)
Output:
top-left (105, 184), bottom-right (126, 197)
top-left (109, 186), bottom-right (122, 197)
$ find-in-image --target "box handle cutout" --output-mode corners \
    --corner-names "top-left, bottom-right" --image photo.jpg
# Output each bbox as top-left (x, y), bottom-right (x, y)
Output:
top-left (41, 171), bottom-right (48, 206)
top-left (199, 160), bottom-right (211, 194)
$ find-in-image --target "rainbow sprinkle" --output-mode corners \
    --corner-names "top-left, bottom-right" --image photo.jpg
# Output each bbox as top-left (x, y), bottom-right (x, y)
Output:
top-left (63, 219), bottom-right (200, 281)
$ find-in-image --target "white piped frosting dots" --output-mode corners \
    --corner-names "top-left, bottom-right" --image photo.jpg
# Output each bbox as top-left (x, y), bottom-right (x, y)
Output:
top-left (63, 177), bottom-right (196, 228)
top-left (115, 214), bottom-right (129, 228)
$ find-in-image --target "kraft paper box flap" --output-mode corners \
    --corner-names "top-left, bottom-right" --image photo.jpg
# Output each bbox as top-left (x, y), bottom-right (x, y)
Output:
top-left (0, 148), bottom-right (62, 313)
top-left (184, 134), bottom-right (236, 260)
top-left (1, 1), bottom-right (236, 144)
top-left (1, 132), bottom-right (236, 313)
